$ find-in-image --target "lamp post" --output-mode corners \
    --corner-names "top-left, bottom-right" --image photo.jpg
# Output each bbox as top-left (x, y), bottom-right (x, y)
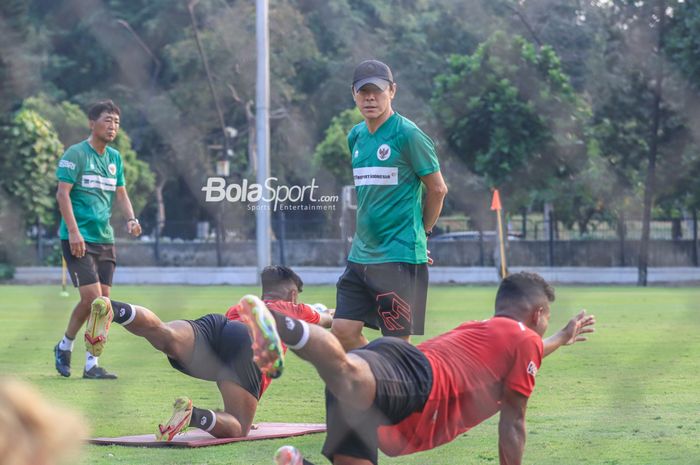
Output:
top-left (214, 154), bottom-right (230, 267)
top-left (256, 0), bottom-right (271, 281)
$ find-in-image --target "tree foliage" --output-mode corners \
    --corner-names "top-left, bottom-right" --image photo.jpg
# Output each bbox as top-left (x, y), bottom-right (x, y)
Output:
top-left (0, 108), bottom-right (63, 227)
top-left (313, 107), bottom-right (363, 186)
top-left (432, 32), bottom-right (590, 211)
top-left (1, 0), bottom-right (700, 242)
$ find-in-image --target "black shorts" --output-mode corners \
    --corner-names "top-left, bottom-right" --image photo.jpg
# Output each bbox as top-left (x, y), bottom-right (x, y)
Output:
top-left (322, 338), bottom-right (433, 465)
top-left (336, 261), bottom-right (429, 337)
top-left (61, 240), bottom-right (116, 287)
top-left (168, 314), bottom-right (262, 399)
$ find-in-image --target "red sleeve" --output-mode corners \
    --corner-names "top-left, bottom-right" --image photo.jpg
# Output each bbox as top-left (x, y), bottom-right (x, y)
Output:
top-left (225, 304), bottom-right (242, 321)
top-left (265, 301), bottom-right (321, 325)
top-left (505, 334), bottom-right (543, 397)
top-left (296, 303), bottom-right (321, 324)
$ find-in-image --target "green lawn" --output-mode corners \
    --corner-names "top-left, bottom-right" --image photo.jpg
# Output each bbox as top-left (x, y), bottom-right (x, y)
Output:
top-left (1, 284), bottom-right (699, 465)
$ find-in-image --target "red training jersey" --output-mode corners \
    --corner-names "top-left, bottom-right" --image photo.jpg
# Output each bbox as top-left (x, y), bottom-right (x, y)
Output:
top-left (377, 316), bottom-right (543, 456)
top-left (225, 299), bottom-right (321, 397)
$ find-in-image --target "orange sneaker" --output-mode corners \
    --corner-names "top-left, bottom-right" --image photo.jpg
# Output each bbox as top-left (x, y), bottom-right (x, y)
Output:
top-left (156, 397), bottom-right (193, 441)
top-left (238, 295), bottom-right (285, 379)
top-left (84, 297), bottom-right (113, 356)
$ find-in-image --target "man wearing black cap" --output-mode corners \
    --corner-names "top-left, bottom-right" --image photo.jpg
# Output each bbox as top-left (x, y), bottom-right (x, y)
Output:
top-left (331, 59), bottom-right (448, 351)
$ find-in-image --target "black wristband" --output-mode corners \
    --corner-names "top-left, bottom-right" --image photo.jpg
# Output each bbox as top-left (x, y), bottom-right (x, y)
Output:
top-left (127, 218), bottom-right (139, 224)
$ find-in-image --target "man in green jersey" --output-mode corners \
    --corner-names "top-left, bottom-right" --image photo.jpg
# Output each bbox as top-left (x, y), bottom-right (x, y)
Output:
top-left (332, 60), bottom-right (448, 351)
top-left (53, 100), bottom-right (142, 379)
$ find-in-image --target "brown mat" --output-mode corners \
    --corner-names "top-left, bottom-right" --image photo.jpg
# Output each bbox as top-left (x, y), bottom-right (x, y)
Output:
top-left (89, 422), bottom-right (326, 448)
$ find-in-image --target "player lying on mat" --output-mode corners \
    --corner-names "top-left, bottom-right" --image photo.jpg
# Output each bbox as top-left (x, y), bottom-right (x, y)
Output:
top-left (84, 265), bottom-right (333, 440)
top-left (238, 271), bottom-right (596, 465)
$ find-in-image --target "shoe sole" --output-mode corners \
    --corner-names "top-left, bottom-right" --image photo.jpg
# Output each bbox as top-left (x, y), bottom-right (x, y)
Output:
top-left (82, 371), bottom-right (118, 380)
top-left (238, 295), bottom-right (285, 379)
top-left (156, 397), bottom-right (193, 441)
top-left (85, 297), bottom-right (113, 357)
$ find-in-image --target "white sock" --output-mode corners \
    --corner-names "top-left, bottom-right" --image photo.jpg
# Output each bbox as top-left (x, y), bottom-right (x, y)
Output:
top-left (205, 411), bottom-right (217, 432)
top-left (85, 352), bottom-right (98, 371)
top-left (58, 335), bottom-right (74, 351)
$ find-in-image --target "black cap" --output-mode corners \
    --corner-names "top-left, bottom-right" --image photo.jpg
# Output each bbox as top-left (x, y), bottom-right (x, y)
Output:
top-left (352, 60), bottom-right (393, 92)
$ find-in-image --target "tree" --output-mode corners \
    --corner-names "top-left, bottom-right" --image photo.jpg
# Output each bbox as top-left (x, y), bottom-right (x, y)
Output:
top-left (313, 107), bottom-right (363, 186)
top-left (0, 108), bottom-right (63, 228)
top-left (22, 93), bottom-right (89, 145)
top-left (489, 0), bottom-right (603, 91)
top-left (663, 0), bottom-right (700, 212)
top-left (0, 0), bottom-right (43, 113)
top-left (432, 32), bottom-right (591, 219)
top-left (591, 0), bottom-right (693, 284)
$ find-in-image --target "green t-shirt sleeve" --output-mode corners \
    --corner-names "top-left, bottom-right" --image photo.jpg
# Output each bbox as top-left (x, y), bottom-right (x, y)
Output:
top-left (56, 148), bottom-right (81, 184)
top-left (116, 153), bottom-right (125, 187)
top-left (405, 127), bottom-right (440, 177)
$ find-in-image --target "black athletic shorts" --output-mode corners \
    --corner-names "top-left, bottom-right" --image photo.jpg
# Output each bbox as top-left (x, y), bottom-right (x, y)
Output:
top-left (336, 261), bottom-right (429, 337)
top-left (168, 314), bottom-right (262, 399)
top-left (322, 338), bottom-right (433, 465)
top-left (61, 240), bottom-right (116, 287)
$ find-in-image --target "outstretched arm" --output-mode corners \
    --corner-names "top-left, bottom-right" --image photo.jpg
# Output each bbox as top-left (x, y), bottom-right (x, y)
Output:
top-left (499, 387), bottom-right (528, 465)
top-left (543, 310), bottom-right (596, 357)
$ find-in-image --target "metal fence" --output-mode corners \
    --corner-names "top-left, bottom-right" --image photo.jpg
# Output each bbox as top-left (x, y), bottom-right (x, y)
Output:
top-left (11, 212), bottom-right (700, 267)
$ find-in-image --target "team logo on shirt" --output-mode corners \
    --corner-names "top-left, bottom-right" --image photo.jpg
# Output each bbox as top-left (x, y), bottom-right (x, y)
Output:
top-left (527, 361), bottom-right (538, 377)
top-left (58, 159), bottom-right (76, 170)
top-left (108, 163), bottom-right (117, 176)
top-left (354, 150), bottom-right (359, 158)
top-left (377, 144), bottom-right (391, 161)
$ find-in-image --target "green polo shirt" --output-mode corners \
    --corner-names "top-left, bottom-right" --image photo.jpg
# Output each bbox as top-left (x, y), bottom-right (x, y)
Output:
top-left (347, 113), bottom-right (440, 264)
top-left (55, 140), bottom-right (125, 244)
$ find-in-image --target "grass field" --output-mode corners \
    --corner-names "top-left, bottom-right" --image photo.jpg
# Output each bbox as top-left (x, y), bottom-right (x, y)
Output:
top-left (1, 283), bottom-right (699, 465)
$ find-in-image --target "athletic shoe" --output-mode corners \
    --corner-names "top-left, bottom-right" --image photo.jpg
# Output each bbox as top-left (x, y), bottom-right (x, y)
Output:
top-left (54, 344), bottom-right (71, 377)
top-left (274, 445), bottom-right (305, 465)
top-left (82, 365), bottom-right (118, 379)
top-left (156, 397), bottom-right (193, 441)
top-left (237, 295), bottom-right (285, 379)
top-left (85, 297), bottom-right (113, 356)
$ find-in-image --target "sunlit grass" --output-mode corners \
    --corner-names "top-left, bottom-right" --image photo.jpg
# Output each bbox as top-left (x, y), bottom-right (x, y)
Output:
top-left (1, 284), bottom-right (697, 465)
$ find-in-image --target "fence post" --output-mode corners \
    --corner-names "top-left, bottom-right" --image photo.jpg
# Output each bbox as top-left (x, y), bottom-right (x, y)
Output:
top-left (693, 209), bottom-right (698, 267)
top-left (279, 211), bottom-right (287, 266)
top-left (478, 230), bottom-right (485, 267)
top-left (548, 211), bottom-right (555, 267)
top-left (215, 214), bottom-right (223, 267)
top-left (154, 224), bottom-right (161, 265)
top-left (617, 213), bottom-right (626, 267)
top-left (36, 220), bottom-right (44, 265)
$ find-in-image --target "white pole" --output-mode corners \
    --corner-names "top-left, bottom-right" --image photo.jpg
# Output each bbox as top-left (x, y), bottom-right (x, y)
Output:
top-left (255, 0), bottom-right (271, 281)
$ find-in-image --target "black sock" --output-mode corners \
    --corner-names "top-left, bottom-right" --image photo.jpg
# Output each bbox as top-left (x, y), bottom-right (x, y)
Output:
top-left (189, 407), bottom-right (216, 431)
top-left (110, 300), bottom-right (135, 325)
top-left (271, 311), bottom-right (309, 349)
